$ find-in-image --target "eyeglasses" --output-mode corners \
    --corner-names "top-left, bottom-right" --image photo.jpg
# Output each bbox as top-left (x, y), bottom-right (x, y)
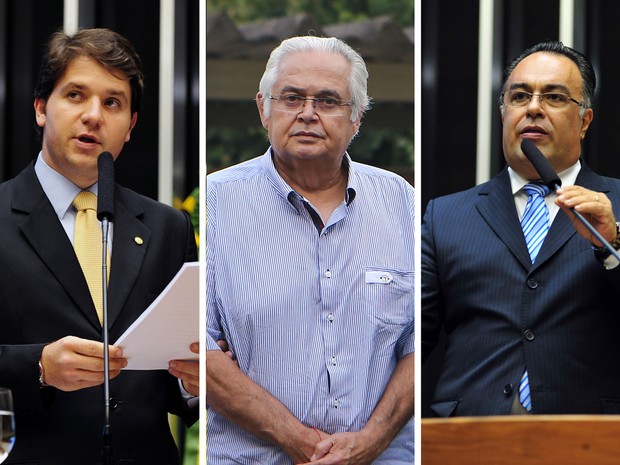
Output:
top-left (503, 90), bottom-right (583, 109)
top-left (268, 94), bottom-right (352, 116)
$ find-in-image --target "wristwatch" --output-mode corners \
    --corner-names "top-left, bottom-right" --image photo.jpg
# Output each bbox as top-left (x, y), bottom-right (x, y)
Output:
top-left (593, 220), bottom-right (620, 262)
top-left (38, 360), bottom-right (49, 387)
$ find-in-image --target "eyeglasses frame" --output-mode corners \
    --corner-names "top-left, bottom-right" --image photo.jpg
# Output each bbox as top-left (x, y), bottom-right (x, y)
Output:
top-left (267, 93), bottom-right (353, 113)
top-left (501, 90), bottom-right (584, 109)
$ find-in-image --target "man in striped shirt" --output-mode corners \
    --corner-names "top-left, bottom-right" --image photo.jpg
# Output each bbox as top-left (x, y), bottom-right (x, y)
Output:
top-left (207, 36), bottom-right (414, 464)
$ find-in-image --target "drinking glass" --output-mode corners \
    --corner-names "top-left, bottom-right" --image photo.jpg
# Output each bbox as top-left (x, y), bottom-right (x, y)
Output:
top-left (0, 388), bottom-right (15, 463)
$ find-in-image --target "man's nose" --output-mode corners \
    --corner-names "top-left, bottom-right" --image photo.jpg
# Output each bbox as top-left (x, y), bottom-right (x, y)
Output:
top-left (81, 99), bottom-right (104, 126)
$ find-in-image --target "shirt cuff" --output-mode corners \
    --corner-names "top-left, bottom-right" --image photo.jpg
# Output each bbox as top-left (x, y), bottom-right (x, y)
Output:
top-left (178, 378), bottom-right (199, 407)
top-left (603, 254), bottom-right (620, 270)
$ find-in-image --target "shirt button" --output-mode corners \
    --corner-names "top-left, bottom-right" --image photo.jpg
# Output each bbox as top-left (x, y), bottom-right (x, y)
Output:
top-left (333, 399), bottom-right (339, 408)
top-left (327, 313), bottom-right (334, 322)
top-left (523, 330), bottom-right (535, 341)
top-left (330, 356), bottom-right (336, 365)
top-left (325, 270), bottom-right (332, 278)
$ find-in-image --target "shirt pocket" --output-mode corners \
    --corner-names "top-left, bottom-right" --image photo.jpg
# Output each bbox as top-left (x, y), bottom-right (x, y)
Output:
top-left (363, 266), bottom-right (414, 326)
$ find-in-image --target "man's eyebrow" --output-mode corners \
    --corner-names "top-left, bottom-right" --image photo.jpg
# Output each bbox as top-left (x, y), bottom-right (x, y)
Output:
top-left (279, 85), bottom-right (344, 99)
top-left (508, 82), bottom-right (573, 94)
top-left (60, 81), bottom-right (130, 100)
top-left (106, 88), bottom-right (129, 98)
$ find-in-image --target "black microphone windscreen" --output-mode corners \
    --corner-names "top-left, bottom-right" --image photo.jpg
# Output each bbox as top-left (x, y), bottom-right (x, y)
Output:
top-left (520, 139), bottom-right (562, 190)
top-left (97, 152), bottom-right (115, 221)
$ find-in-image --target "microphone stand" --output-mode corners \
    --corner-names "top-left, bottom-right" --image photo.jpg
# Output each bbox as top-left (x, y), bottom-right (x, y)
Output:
top-left (101, 217), bottom-right (113, 465)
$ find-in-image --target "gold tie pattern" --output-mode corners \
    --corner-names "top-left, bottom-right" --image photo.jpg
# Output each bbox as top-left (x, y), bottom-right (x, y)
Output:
top-left (73, 191), bottom-right (109, 325)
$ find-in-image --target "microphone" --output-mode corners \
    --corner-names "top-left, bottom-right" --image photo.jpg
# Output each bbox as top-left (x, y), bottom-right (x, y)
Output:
top-left (97, 152), bottom-right (114, 465)
top-left (520, 139), bottom-right (620, 262)
top-left (521, 139), bottom-right (562, 191)
top-left (97, 152), bottom-right (115, 221)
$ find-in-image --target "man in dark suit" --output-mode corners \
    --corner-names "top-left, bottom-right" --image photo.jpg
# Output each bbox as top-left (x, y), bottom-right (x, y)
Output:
top-left (422, 41), bottom-right (620, 416)
top-left (0, 29), bottom-right (198, 463)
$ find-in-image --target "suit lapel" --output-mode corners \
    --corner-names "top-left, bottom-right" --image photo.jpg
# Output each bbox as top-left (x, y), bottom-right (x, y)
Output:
top-left (476, 169), bottom-right (533, 270)
top-left (534, 160), bottom-right (610, 269)
top-left (476, 161), bottom-right (611, 273)
top-left (532, 208), bottom-right (575, 270)
top-left (13, 164), bottom-right (102, 330)
top-left (107, 188), bottom-right (150, 329)
top-left (13, 165), bottom-right (155, 332)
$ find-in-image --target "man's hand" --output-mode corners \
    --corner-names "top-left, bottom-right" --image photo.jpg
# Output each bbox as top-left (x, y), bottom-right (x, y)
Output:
top-left (299, 430), bottom-right (383, 465)
top-left (40, 336), bottom-right (126, 391)
top-left (168, 341), bottom-right (200, 396)
top-left (556, 186), bottom-right (617, 246)
top-left (282, 426), bottom-right (330, 464)
top-left (216, 339), bottom-right (234, 359)
top-left (300, 352), bottom-right (414, 465)
top-left (207, 348), bottom-right (328, 462)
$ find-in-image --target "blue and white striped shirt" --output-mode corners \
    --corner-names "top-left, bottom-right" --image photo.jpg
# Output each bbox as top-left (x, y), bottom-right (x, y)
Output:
top-left (207, 148), bottom-right (414, 464)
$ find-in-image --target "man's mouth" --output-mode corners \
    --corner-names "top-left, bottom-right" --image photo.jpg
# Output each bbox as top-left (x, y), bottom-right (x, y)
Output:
top-left (77, 134), bottom-right (99, 144)
top-left (521, 126), bottom-right (548, 136)
top-left (293, 131), bottom-right (321, 138)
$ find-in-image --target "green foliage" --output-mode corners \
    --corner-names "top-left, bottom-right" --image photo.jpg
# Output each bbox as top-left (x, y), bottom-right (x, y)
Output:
top-left (206, 0), bottom-right (413, 27)
top-left (206, 0), bottom-right (414, 181)
top-left (351, 126), bottom-right (414, 167)
top-left (207, 126), bottom-right (269, 173)
top-left (182, 422), bottom-right (199, 465)
top-left (207, 124), bottom-right (413, 182)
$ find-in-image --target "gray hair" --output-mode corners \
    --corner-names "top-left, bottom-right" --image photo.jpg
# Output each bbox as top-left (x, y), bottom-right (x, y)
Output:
top-left (259, 36), bottom-right (371, 122)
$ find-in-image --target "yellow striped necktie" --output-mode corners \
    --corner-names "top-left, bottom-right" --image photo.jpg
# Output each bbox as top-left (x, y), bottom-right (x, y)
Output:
top-left (72, 191), bottom-right (109, 325)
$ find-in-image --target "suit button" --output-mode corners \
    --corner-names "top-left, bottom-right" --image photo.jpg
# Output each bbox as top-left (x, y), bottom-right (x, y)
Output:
top-left (527, 279), bottom-right (538, 289)
top-left (110, 398), bottom-right (119, 409)
top-left (524, 330), bottom-right (535, 341)
top-left (503, 384), bottom-right (513, 396)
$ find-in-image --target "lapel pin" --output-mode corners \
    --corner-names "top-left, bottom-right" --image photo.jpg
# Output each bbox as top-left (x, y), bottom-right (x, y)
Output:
top-left (134, 236), bottom-right (144, 245)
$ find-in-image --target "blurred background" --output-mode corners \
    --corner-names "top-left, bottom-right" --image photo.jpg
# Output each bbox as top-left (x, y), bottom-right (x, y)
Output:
top-left (206, 0), bottom-right (414, 184)
top-left (422, 0), bottom-right (620, 417)
top-left (0, 0), bottom-right (199, 207)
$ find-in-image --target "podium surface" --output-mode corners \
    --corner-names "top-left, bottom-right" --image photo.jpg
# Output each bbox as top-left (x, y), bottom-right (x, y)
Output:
top-left (422, 415), bottom-right (620, 464)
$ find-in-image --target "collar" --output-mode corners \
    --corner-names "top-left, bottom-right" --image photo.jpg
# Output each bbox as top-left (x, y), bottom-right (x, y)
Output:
top-left (261, 147), bottom-right (357, 212)
top-left (508, 160), bottom-right (581, 195)
top-left (34, 152), bottom-right (98, 220)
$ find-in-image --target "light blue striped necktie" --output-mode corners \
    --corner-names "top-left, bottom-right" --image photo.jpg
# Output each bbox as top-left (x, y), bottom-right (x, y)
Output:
top-left (519, 182), bottom-right (551, 412)
top-left (521, 183), bottom-right (551, 263)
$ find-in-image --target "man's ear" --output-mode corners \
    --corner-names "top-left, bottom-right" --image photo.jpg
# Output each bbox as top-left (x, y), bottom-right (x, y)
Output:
top-left (256, 93), bottom-right (269, 129)
top-left (125, 112), bottom-right (138, 142)
top-left (34, 98), bottom-right (46, 128)
top-left (580, 108), bottom-right (593, 140)
top-left (350, 114), bottom-right (362, 140)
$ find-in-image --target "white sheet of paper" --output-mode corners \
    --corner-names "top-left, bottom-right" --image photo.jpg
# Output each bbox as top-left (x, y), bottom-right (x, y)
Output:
top-left (114, 261), bottom-right (199, 370)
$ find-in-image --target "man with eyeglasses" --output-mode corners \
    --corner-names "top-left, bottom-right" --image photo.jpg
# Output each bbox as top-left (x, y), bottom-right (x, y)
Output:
top-left (423, 41), bottom-right (620, 416)
top-left (207, 36), bottom-right (414, 464)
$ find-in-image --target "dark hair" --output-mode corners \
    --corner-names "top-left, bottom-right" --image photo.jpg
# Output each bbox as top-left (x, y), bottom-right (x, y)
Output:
top-left (35, 28), bottom-right (144, 113)
top-left (500, 41), bottom-right (596, 113)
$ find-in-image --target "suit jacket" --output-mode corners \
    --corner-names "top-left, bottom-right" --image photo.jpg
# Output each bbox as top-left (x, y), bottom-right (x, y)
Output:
top-left (422, 160), bottom-right (620, 416)
top-left (0, 162), bottom-right (198, 464)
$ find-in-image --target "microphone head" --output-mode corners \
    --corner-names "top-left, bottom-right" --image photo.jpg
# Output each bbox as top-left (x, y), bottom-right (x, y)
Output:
top-left (97, 152), bottom-right (115, 221)
top-left (520, 139), bottom-right (562, 190)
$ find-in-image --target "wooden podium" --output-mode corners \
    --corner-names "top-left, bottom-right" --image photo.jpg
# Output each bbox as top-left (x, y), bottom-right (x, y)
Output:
top-left (422, 416), bottom-right (620, 464)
